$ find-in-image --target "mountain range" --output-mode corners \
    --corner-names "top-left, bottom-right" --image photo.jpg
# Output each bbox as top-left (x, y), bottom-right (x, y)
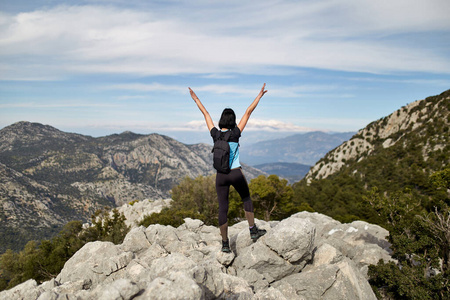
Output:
top-left (0, 121), bottom-right (352, 253)
top-left (240, 131), bottom-right (355, 166)
top-left (253, 162), bottom-right (311, 184)
top-left (0, 122), bottom-right (266, 253)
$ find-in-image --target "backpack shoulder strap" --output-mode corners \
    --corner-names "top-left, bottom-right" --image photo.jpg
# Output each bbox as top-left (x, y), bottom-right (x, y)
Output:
top-left (222, 130), bottom-right (232, 141)
top-left (216, 130), bottom-right (232, 141)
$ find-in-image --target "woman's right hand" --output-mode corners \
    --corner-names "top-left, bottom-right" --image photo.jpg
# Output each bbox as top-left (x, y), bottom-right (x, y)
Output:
top-left (257, 83), bottom-right (268, 99)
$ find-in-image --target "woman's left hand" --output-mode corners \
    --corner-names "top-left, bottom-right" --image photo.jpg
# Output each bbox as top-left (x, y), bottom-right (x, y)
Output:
top-left (189, 87), bottom-right (199, 102)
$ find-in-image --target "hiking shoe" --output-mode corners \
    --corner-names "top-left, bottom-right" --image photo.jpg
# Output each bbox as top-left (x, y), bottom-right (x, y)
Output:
top-left (250, 225), bottom-right (267, 242)
top-left (222, 240), bottom-right (231, 253)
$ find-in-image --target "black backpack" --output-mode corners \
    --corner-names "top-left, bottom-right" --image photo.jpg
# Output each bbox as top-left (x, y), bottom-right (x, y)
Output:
top-left (212, 130), bottom-right (232, 174)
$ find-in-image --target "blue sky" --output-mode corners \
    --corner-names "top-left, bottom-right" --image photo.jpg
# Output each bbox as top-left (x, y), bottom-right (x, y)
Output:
top-left (1, 0), bottom-right (449, 144)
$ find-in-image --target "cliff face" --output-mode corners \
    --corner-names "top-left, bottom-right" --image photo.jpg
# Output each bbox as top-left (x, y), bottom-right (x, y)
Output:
top-left (0, 122), bottom-right (264, 252)
top-left (0, 210), bottom-right (392, 300)
top-left (306, 90), bottom-right (450, 182)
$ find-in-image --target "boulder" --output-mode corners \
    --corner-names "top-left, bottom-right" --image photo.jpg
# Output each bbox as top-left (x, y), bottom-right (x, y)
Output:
top-left (216, 250), bottom-right (236, 266)
top-left (290, 211), bottom-right (341, 243)
top-left (135, 272), bottom-right (204, 300)
top-left (0, 279), bottom-right (41, 300)
top-left (264, 217), bottom-right (315, 265)
top-left (311, 243), bottom-right (344, 267)
top-left (120, 226), bottom-right (151, 253)
top-left (145, 224), bottom-right (180, 250)
top-left (274, 255), bottom-right (377, 300)
top-left (273, 264), bottom-right (341, 299)
top-left (88, 278), bottom-right (141, 300)
top-left (117, 198), bottom-right (172, 228)
top-left (147, 253), bottom-right (203, 282)
top-left (234, 241), bottom-right (298, 283)
top-left (56, 241), bottom-right (133, 288)
top-left (179, 217), bottom-right (205, 232)
top-left (321, 219), bottom-right (393, 277)
top-left (253, 286), bottom-right (292, 300)
top-left (215, 272), bottom-right (253, 300)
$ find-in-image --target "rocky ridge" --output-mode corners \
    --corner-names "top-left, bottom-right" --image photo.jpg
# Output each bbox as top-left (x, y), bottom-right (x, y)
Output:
top-left (0, 210), bottom-right (393, 300)
top-left (306, 90), bottom-right (450, 181)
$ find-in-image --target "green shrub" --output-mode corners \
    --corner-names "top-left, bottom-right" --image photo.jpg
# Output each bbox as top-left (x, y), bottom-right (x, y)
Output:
top-left (367, 170), bottom-right (450, 299)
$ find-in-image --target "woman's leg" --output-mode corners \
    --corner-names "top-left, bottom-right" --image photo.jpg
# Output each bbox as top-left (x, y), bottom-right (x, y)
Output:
top-left (216, 172), bottom-right (230, 241)
top-left (245, 211), bottom-right (255, 227)
top-left (219, 223), bottom-right (228, 242)
top-left (231, 169), bottom-right (266, 241)
top-left (231, 169), bottom-right (254, 227)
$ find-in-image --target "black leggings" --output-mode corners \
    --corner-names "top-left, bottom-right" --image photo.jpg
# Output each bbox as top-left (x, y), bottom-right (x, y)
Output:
top-left (216, 168), bottom-right (254, 226)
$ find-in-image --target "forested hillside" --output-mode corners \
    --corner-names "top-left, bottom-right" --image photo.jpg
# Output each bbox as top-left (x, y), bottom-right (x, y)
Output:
top-left (293, 89), bottom-right (449, 223)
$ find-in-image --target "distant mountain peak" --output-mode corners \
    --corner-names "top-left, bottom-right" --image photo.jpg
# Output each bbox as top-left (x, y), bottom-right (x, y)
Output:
top-left (3, 121), bottom-right (58, 132)
top-left (0, 121), bottom-right (91, 153)
top-left (240, 131), bottom-right (355, 166)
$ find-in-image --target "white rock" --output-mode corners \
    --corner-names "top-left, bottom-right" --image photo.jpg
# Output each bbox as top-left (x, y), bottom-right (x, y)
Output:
top-left (234, 242), bottom-right (297, 283)
top-left (136, 272), bottom-right (204, 300)
top-left (1, 212), bottom-right (389, 300)
top-left (0, 279), bottom-right (40, 300)
top-left (120, 226), bottom-right (151, 253)
top-left (57, 241), bottom-right (133, 288)
top-left (264, 217), bottom-right (315, 264)
top-left (312, 243), bottom-right (344, 267)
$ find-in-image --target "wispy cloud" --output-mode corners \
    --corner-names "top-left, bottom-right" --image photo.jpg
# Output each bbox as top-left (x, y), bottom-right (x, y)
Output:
top-left (1, 1), bottom-right (449, 81)
top-left (184, 118), bottom-right (316, 132)
top-left (105, 83), bottom-right (187, 93)
top-left (347, 77), bottom-right (450, 87)
top-left (105, 82), bottom-right (350, 98)
top-left (1, 0), bottom-right (449, 141)
top-left (0, 102), bottom-right (121, 109)
top-left (66, 118), bottom-right (318, 134)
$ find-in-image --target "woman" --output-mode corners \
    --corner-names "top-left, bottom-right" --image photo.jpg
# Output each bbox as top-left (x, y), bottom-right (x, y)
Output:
top-left (189, 83), bottom-right (268, 253)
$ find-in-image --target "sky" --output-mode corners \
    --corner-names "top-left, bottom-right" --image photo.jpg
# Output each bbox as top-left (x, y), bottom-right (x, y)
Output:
top-left (0, 0), bottom-right (449, 144)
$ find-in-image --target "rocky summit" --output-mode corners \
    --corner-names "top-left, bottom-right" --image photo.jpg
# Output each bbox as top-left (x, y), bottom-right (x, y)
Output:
top-left (0, 211), bottom-right (393, 300)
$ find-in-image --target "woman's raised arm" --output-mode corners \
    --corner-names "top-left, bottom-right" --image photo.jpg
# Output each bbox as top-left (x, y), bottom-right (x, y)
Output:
top-left (189, 87), bottom-right (214, 132)
top-left (238, 83), bottom-right (267, 133)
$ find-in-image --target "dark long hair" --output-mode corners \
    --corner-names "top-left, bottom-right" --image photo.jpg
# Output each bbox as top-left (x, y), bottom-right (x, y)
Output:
top-left (218, 108), bottom-right (236, 129)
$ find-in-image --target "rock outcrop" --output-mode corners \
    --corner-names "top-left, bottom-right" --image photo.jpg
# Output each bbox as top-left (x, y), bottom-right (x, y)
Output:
top-left (0, 212), bottom-right (393, 300)
top-left (115, 198), bottom-right (172, 228)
